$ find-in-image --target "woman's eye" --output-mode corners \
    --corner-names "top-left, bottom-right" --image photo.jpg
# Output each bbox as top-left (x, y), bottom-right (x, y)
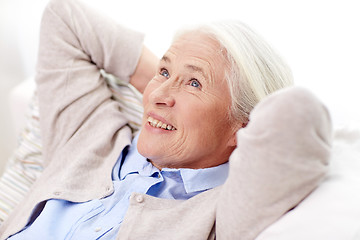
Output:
top-left (189, 79), bottom-right (201, 88)
top-left (160, 68), bottom-right (170, 78)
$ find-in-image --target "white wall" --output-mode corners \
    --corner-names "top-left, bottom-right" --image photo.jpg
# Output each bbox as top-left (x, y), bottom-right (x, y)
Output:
top-left (1, 0), bottom-right (359, 173)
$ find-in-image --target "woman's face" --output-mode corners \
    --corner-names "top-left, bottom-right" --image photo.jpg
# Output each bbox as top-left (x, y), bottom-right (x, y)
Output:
top-left (137, 33), bottom-right (239, 169)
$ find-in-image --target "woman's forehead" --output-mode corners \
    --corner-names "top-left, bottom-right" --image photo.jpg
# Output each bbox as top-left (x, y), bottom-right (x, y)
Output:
top-left (170, 32), bottom-right (222, 57)
top-left (163, 33), bottom-right (228, 80)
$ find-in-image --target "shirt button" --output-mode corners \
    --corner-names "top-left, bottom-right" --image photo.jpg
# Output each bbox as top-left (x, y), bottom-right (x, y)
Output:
top-left (53, 191), bottom-right (61, 196)
top-left (94, 227), bottom-right (102, 232)
top-left (136, 195), bottom-right (144, 203)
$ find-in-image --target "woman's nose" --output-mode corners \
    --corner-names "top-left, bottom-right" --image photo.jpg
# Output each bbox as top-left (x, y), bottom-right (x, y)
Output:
top-left (149, 81), bottom-right (176, 107)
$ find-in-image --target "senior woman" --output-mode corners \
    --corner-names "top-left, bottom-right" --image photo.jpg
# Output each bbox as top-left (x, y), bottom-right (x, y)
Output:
top-left (0, 0), bottom-right (332, 239)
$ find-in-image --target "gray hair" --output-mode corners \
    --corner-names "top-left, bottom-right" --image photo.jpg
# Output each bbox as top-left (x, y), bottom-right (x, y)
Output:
top-left (174, 21), bottom-right (294, 125)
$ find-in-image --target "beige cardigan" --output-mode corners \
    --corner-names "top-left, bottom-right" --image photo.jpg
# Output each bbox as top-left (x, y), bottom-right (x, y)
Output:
top-left (0, 0), bottom-right (332, 239)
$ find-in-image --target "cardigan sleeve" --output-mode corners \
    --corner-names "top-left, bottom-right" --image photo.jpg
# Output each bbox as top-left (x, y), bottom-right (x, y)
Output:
top-left (216, 87), bottom-right (333, 239)
top-left (35, 0), bottom-right (144, 164)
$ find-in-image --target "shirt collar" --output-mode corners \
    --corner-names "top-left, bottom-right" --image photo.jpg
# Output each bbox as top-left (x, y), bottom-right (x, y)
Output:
top-left (118, 134), bottom-right (159, 180)
top-left (173, 162), bottom-right (229, 194)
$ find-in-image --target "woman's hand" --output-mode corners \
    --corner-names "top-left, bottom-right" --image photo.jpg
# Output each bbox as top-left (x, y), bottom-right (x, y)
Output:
top-left (130, 46), bottom-right (159, 93)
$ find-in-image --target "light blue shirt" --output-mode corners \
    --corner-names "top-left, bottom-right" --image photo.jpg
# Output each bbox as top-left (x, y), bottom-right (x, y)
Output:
top-left (9, 134), bottom-right (229, 239)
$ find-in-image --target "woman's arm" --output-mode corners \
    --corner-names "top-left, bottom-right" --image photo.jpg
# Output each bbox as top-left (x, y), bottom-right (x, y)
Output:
top-left (130, 46), bottom-right (158, 94)
top-left (36, 0), bottom-right (145, 163)
top-left (216, 87), bottom-right (333, 239)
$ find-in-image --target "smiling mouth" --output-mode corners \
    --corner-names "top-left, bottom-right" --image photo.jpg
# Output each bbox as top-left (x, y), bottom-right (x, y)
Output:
top-left (147, 116), bottom-right (176, 131)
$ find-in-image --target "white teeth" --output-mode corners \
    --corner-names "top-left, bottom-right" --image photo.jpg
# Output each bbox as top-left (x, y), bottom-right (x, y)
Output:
top-left (147, 116), bottom-right (176, 131)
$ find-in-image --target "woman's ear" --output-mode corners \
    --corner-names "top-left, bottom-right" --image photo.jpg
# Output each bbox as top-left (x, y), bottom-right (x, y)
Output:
top-left (227, 133), bottom-right (237, 147)
top-left (227, 120), bottom-right (248, 147)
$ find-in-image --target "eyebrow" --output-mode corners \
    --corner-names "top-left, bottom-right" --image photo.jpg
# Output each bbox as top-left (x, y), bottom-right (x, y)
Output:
top-left (160, 55), bottom-right (206, 78)
top-left (185, 64), bottom-right (205, 77)
top-left (160, 55), bottom-right (171, 63)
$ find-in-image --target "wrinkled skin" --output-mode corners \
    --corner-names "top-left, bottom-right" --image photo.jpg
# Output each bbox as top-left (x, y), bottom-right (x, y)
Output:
top-left (137, 33), bottom-right (240, 169)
